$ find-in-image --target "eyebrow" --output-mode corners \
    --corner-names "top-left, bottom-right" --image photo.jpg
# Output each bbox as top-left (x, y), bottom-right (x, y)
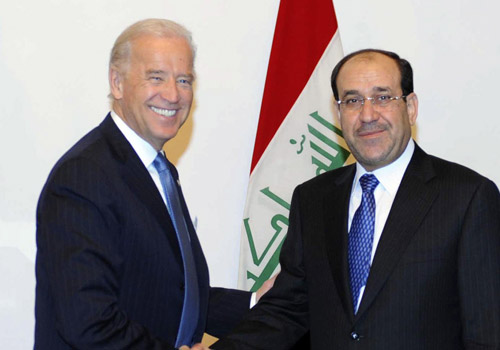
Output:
top-left (179, 73), bottom-right (195, 81)
top-left (373, 86), bottom-right (392, 93)
top-left (341, 90), bottom-right (361, 98)
top-left (341, 86), bottom-right (393, 98)
top-left (146, 69), bottom-right (167, 75)
top-left (145, 69), bottom-right (195, 80)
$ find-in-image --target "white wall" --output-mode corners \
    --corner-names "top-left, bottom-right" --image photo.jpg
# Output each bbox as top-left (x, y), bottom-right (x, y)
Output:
top-left (0, 1), bottom-right (498, 348)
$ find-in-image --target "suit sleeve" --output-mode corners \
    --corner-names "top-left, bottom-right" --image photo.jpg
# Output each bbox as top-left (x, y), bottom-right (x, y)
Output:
top-left (212, 187), bottom-right (309, 349)
top-left (36, 157), bottom-right (175, 350)
top-left (205, 287), bottom-right (252, 338)
top-left (458, 178), bottom-right (500, 349)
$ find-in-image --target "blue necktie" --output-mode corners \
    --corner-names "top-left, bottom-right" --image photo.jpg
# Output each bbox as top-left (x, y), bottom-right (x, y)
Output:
top-left (348, 173), bottom-right (379, 314)
top-left (153, 152), bottom-right (199, 347)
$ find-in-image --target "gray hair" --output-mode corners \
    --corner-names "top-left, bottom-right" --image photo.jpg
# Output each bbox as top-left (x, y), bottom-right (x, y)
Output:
top-left (109, 18), bottom-right (196, 74)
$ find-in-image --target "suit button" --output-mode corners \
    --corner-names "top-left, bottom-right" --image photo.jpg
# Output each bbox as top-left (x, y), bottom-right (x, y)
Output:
top-left (351, 332), bottom-right (360, 341)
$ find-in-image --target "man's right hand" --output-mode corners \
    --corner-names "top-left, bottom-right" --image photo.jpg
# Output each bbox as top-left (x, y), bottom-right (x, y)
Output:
top-left (256, 273), bottom-right (278, 302)
top-left (182, 344), bottom-right (210, 350)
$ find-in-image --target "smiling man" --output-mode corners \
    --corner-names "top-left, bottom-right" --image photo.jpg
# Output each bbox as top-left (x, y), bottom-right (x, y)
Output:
top-left (194, 49), bottom-right (500, 350)
top-left (34, 19), bottom-right (264, 350)
top-left (110, 32), bottom-right (194, 150)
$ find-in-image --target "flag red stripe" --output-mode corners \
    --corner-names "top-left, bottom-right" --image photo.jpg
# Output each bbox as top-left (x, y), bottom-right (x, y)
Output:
top-left (250, 0), bottom-right (339, 172)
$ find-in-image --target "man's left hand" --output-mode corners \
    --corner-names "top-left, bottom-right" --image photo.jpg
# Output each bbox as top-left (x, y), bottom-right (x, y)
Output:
top-left (185, 343), bottom-right (211, 350)
top-left (255, 273), bottom-right (278, 303)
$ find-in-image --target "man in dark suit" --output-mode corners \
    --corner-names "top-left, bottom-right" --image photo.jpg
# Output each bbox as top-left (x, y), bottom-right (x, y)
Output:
top-left (35, 18), bottom-right (271, 349)
top-left (192, 49), bottom-right (500, 349)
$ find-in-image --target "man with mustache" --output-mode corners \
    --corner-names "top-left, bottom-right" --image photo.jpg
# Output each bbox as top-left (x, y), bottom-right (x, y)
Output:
top-left (192, 49), bottom-right (500, 349)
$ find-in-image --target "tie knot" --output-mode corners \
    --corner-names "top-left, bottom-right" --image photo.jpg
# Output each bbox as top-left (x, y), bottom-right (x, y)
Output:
top-left (153, 152), bottom-right (168, 173)
top-left (359, 174), bottom-right (379, 194)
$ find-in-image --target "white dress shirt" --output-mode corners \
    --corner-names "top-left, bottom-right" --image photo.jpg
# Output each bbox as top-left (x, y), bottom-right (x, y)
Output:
top-left (349, 139), bottom-right (415, 310)
top-left (110, 111), bottom-right (168, 205)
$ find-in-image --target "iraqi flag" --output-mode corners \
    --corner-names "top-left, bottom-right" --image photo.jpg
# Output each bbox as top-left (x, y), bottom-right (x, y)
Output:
top-left (238, 0), bottom-right (351, 291)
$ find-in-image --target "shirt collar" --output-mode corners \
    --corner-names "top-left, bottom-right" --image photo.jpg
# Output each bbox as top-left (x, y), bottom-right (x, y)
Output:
top-left (354, 139), bottom-right (415, 196)
top-left (110, 110), bottom-right (159, 169)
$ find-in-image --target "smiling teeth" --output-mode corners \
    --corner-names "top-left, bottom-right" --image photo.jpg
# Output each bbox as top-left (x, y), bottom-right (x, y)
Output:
top-left (151, 106), bottom-right (176, 117)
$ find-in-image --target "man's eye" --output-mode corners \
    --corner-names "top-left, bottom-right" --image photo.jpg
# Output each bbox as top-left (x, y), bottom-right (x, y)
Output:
top-left (177, 78), bottom-right (192, 85)
top-left (345, 98), bottom-right (360, 105)
top-left (376, 95), bottom-right (391, 101)
top-left (150, 76), bottom-right (162, 82)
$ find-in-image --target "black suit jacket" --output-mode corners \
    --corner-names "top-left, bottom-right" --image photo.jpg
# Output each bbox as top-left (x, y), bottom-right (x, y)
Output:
top-left (214, 144), bottom-right (500, 349)
top-left (35, 114), bottom-right (250, 349)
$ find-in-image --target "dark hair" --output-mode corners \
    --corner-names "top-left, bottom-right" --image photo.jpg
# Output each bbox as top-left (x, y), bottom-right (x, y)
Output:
top-left (330, 48), bottom-right (413, 101)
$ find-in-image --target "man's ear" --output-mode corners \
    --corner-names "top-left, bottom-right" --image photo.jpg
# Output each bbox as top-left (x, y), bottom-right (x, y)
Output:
top-left (406, 92), bottom-right (418, 126)
top-left (109, 66), bottom-right (124, 100)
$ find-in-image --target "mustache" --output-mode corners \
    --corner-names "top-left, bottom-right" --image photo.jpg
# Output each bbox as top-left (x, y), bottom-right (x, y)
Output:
top-left (356, 122), bottom-right (387, 135)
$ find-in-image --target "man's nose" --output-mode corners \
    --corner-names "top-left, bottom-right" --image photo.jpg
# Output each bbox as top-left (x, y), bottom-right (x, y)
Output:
top-left (359, 99), bottom-right (379, 122)
top-left (161, 78), bottom-right (180, 103)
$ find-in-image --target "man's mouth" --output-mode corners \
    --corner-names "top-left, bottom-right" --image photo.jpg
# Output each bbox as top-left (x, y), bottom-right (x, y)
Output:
top-left (359, 129), bottom-right (383, 137)
top-left (357, 124), bottom-right (386, 137)
top-left (150, 106), bottom-right (176, 117)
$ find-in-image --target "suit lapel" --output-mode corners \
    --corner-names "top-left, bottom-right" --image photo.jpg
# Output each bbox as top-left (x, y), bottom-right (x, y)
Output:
top-left (99, 115), bottom-right (183, 266)
top-left (356, 145), bottom-right (438, 318)
top-left (324, 165), bottom-right (356, 322)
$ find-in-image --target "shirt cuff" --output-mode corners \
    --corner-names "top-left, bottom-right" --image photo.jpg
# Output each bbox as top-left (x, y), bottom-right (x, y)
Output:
top-left (249, 292), bottom-right (257, 308)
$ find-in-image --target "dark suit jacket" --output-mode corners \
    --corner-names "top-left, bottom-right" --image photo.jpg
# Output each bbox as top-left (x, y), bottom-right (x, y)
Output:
top-left (214, 144), bottom-right (500, 349)
top-left (35, 114), bottom-right (250, 349)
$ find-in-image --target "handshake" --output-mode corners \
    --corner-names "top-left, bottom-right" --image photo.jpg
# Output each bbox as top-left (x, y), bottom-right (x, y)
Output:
top-left (180, 345), bottom-right (210, 350)
top-left (179, 275), bottom-right (277, 350)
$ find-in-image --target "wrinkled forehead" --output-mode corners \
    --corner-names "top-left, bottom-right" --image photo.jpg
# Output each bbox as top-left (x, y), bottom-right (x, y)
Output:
top-left (123, 35), bottom-right (195, 74)
top-left (344, 52), bottom-right (399, 70)
top-left (337, 53), bottom-right (401, 95)
top-left (123, 34), bottom-right (192, 61)
top-left (130, 34), bottom-right (193, 56)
